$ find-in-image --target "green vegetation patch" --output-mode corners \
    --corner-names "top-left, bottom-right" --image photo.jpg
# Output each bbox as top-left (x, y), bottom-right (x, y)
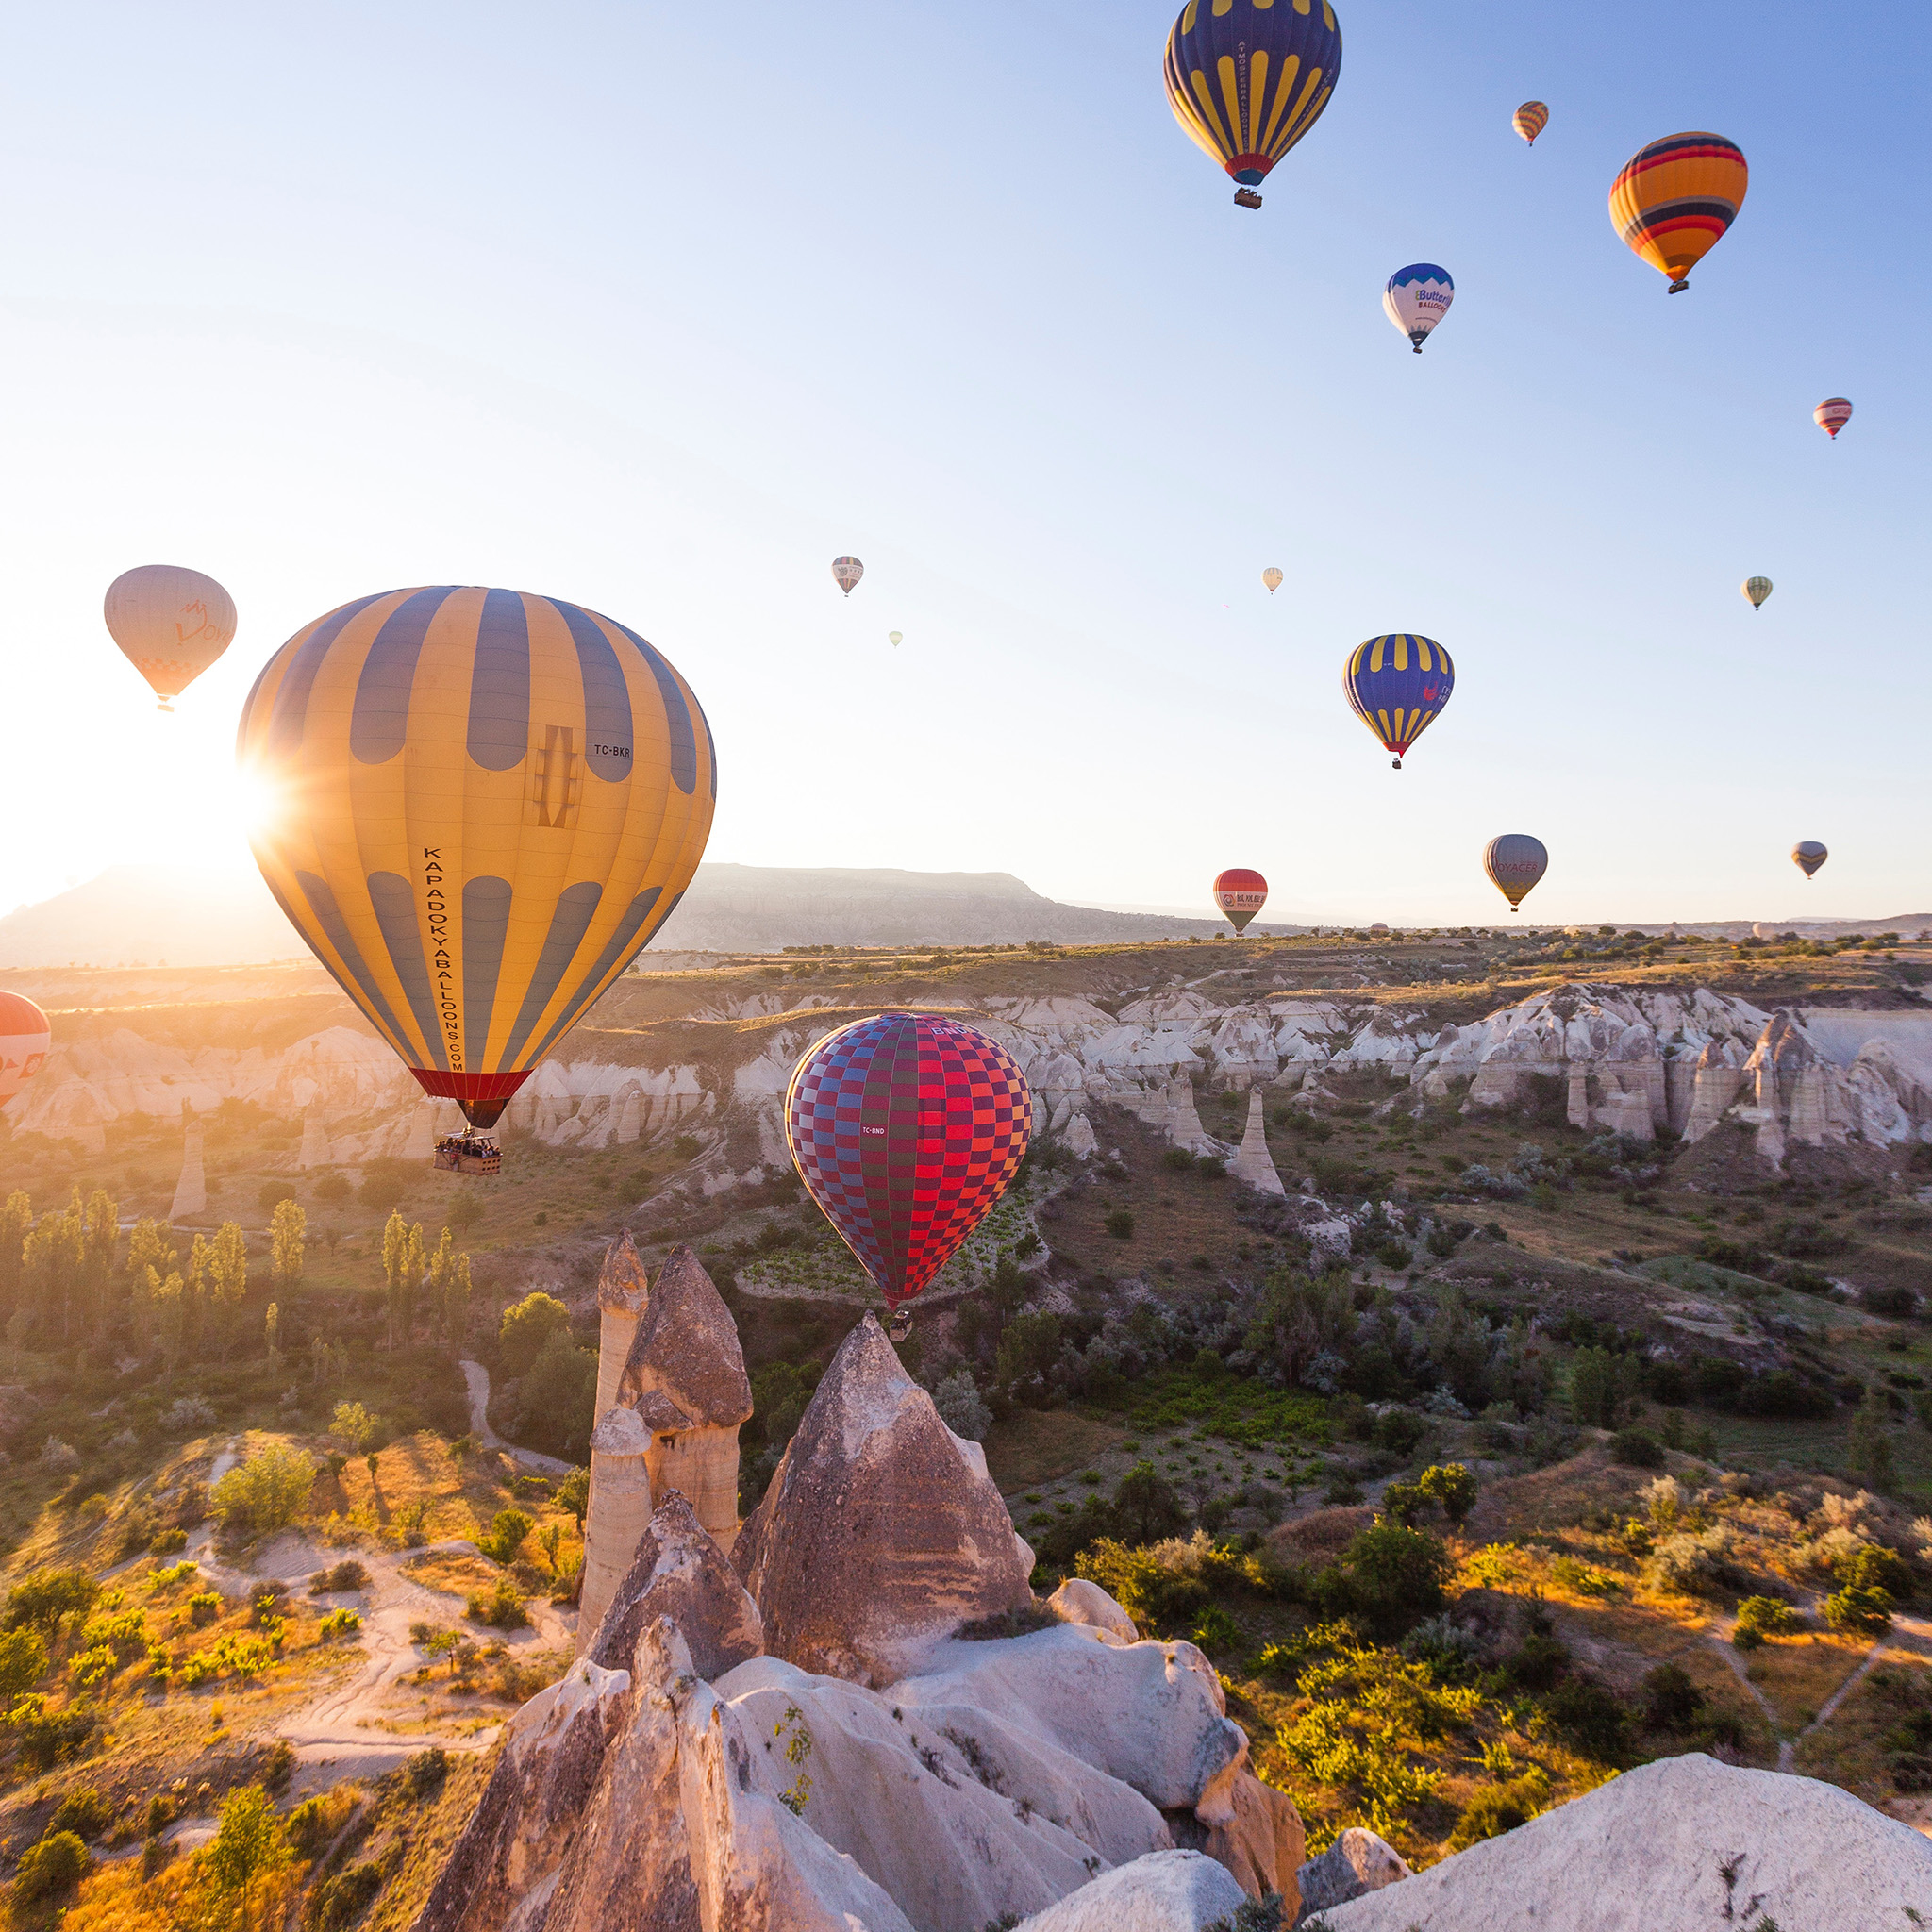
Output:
top-left (1127, 1371), bottom-right (1333, 1447)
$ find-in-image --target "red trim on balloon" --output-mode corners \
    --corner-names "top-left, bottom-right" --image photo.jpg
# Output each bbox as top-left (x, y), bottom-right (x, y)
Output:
top-left (408, 1069), bottom-right (532, 1105)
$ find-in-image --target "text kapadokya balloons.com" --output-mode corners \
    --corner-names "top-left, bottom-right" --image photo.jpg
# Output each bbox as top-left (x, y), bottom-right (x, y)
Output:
top-left (237, 587), bottom-right (717, 1132)
top-left (831, 557), bottom-right (863, 596)
top-left (1513, 101), bottom-right (1548, 145)
top-left (1163, 0), bottom-right (1341, 209)
top-left (1384, 264), bottom-right (1454, 353)
top-left (1484, 835), bottom-right (1548, 912)
top-left (1214, 868), bottom-right (1268, 934)
top-left (1792, 841), bottom-right (1828, 879)
top-left (1742, 576), bottom-right (1773, 610)
top-left (1344, 634), bottom-right (1455, 770)
top-left (1609, 132), bottom-right (1747, 293)
top-left (785, 1012), bottom-right (1033, 1310)
top-left (105, 564), bottom-right (238, 711)
top-left (0, 992), bottom-right (51, 1108)
top-left (1814, 398), bottom-right (1853, 441)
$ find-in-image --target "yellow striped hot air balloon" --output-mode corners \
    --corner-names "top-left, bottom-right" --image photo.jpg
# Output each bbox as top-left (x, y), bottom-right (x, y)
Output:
top-left (1608, 133), bottom-right (1748, 292)
top-left (236, 588), bottom-right (716, 1143)
top-left (1512, 101), bottom-right (1548, 145)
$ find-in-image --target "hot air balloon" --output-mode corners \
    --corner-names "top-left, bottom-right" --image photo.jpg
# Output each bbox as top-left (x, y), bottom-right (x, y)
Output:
top-left (1608, 132), bottom-right (1747, 292)
top-left (1742, 576), bottom-right (1773, 610)
top-left (1792, 841), bottom-right (1827, 879)
top-left (1384, 264), bottom-right (1454, 353)
top-left (1162, 0), bottom-right (1342, 210)
top-left (236, 588), bottom-right (717, 1164)
top-left (832, 557), bottom-right (864, 596)
top-left (888, 631), bottom-right (902, 647)
top-left (1262, 567), bottom-right (1283, 594)
top-left (1513, 101), bottom-right (1549, 145)
top-left (105, 565), bottom-right (237, 711)
top-left (1484, 835), bottom-right (1548, 912)
top-left (786, 1012), bottom-right (1031, 1340)
top-left (1213, 869), bottom-right (1268, 935)
top-left (1814, 397), bottom-right (1853, 441)
top-left (0, 993), bottom-right (50, 1108)
top-left (1343, 634), bottom-right (1454, 770)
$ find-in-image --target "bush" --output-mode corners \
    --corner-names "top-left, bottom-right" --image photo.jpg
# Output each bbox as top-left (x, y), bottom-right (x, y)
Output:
top-left (0, 1627), bottom-right (48, 1697)
top-left (307, 1860), bottom-right (384, 1932)
top-left (932, 1371), bottom-right (991, 1442)
top-left (210, 1442), bottom-right (316, 1538)
top-left (5, 1569), bottom-right (100, 1641)
top-left (513, 1332), bottom-right (597, 1461)
top-left (1735, 1595), bottom-right (1800, 1646)
top-left (403, 1746), bottom-right (448, 1797)
top-left (149, 1526), bottom-right (189, 1557)
top-left (1104, 1209), bottom-right (1136, 1241)
top-left (497, 1291), bottom-right (573, 1375)
top-left (1448, 1772), bottom-right (1549, 1849)
top-left (466, 1576), bottom-right (529, 1630)
top-left (48, 1787), bottom-right (111, 1841)
top-left (3, 1697), bottom-right (97, 1772)
top-left (1416, 1463), bottom-right (1478, 1525)
top-left (1542, 1675), bottom-right (1632, 1763)
top-left (1611, 1428), bottom-right (1666, 1468)
top-left (308, 1560), bottom-right (370, 1594)
top-left (1569, 1348), bottom-right (1639, 1428)
top-left (1837, 1541), bottom-right (1911, 1600)
top-left (1641, 1663), bottom-right (1706, 1732)
top-left (480, 1508), bottom-right (534, 1565)
top-left (1324, 1523), bottom-right (1452, 1640)
top-left (1824, 1583), bottom-right (1893, 1635)
top-left (317, 1608), bottom-right (361, 1641)
top-left (12, 1831), bottom-right (89, 1906)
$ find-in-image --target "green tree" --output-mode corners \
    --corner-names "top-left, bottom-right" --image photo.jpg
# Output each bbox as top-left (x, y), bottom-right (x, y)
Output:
top-left (328, 1401), bottom-right (381, 1455)
top-left (554, 1466), bottom-right (590, 1533)
top-left (186, 1233), bottom-right (211, 1354)
top-left (1330, 1523), bottom-right (1454, 1639)
top-left (271, 1198), bottom-right (306, 1291)
top-left (994, 1309), bottom-right (1061, 1389)
top-left (208, 1222), bottom-right (249, 1355)
top-left (0, 1190), bottom-right (29, 1329)
top-left (382, 1210), bottom-right (425, 1346)
top-left (153, 1269), bottom-right (186, 1371)
top-left (203, 1783), bottom-right (290, 1932)
top-left (210, 1442), bottom-right (316, 1538)
top-left (0, 1626), bottom-right (48, 1696)
top-left (515, 1332), bottom-right (597, 1460)
top-left (481, 1508), bottom-right (534, 1564)
top-left (1568, 1347), bottom-right (1638, 1429)
top-left (124, 1215), bottom-right (172, 1288)
top-left (4, 1568), bottom-right (100, 1641)
top-left (23, 1192), bottom-right (84, 1340)
top-left (1111, 1461), bottom-right (1189, 1544)
top-left (498, 1291), bottom-right (572, 1374)
top-left (264, 1303), bottom-right (280, 1364)
top-left (1417, 1462), bottom-right (1479, 1525)
top-left (11, 1831), bottom-right (89, 1907)
top-left (427, 1228), bottom-right (472, 1347)
top-left (1848, 1388), bottom-right (1897, 1492)
top-left (79, 1187), bottom-right (118, 1332)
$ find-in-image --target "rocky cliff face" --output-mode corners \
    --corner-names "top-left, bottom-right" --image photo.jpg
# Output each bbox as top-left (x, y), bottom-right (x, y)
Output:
top-left (732, 1313), bottom-right (1033, 1688)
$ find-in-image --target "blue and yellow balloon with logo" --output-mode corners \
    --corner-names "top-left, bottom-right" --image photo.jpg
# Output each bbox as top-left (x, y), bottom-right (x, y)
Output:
top-left (1343, 634), bottom-right (1454, 770)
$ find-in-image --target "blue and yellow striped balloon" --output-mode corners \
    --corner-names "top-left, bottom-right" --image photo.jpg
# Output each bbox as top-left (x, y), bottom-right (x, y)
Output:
top-left (237, 587), bottom-right (717, 1128)
top-left (1343, 634), bottom-right (1455, 770)
top-left (1163, 0), bottom-right (1342, 206)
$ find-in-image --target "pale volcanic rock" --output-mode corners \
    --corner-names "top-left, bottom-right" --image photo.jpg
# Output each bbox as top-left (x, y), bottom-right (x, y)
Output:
top-left (1227, 1090), bottom-right (1285, 1194)
top-left (895, 1624), bottom-right (1247, 1813)
top-left (1048, 1576), bottom-right (1137, 1643)
top-left (1293, 1825), bottom-right (1412, 1917)
top-left (593, 1228), bottom-right (651, 1419)
top-left (296, 1109), bottom-right (331, 1169)
top-left (1683, 1037), bottom-right (1747, 1143)
top-left (1013, 1850), bottom-right (1246, 1931)
top-left (732, 1313), bottom-right (1032, 1688)
top-left (578, 1407), bottom-right (658, 1655)
top-left (169, 1105), bottom-right (206, 1220)
top-left (1064, 1111), bottom-right (1098, 1160)
top-left (1198, 1768), bottom-right (1303, 1910)
top-left (584, 1491), bottom-right (763, 1682)
top-left (616, 1245), bottom-right (752, 1547)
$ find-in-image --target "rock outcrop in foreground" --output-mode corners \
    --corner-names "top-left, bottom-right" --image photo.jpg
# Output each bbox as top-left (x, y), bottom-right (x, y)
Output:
top-left (733, 1312), bottom-right (1033, 1686)
top-left (1315, 1752), bottom-right (1932, 1930)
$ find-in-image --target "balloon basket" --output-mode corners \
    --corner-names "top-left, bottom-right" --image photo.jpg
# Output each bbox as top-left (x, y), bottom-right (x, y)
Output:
top-left (1232, 188), bottom-right (1262, 209)
top-left (886, 1310), bottom-right (912, 1343)
top-left (433, 1135), bottom-right (501, 1176)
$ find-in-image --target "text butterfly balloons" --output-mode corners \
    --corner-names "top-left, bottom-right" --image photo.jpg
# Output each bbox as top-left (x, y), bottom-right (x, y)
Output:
top-left (1384, 264), bottom-right (1454, 353)
top-left (237, 587), bottom-right (717, 1130)
top-left (785, 1012), bottom-right (1033, 1309)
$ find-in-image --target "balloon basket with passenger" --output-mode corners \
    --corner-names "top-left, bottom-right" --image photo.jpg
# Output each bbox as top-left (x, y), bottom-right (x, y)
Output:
top-left (433, 1130), bottom-right (502, 1175)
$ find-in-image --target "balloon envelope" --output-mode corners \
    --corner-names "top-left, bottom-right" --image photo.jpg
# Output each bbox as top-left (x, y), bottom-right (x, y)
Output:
top-left (1608, 132), bottom-right (1747, 291)
top-left (1484, 835), bottom-right (1548, 910)
top-left (1513, 101), bottom-right (1548, 144)
top-left (1814, 397), bottom-right (1853, 440)
top-left (106, 565), bottom-right (237, 709)
top-left (1163, 0), bottom-right (1342, 193)
top-left (237, 587), bottom-right (717, 1129)
top-left (832, 556), bottom-right (864, 596)
top-left (1383, 264), bottom-right (1454, 352)
top-left (1742, 576), bottom-right (1773, 609)
top-left (0, 992), bottom-right (50, 1108)
top-left (1213, 868), bottom-right (1268, 934)
top-left (888, 631), bottom-right (902, 646)
top-left (1343, 634), bottom-right (1455, 767)
top-left (1262, 567), bottom-right (1283, 593)
top-left (785, 1012), bottom-right (1032, 1308)
top-left (1792, 841), bottom-right (1828, 878)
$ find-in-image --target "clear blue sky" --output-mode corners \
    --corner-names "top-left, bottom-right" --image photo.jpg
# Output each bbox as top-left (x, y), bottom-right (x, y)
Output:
top-left (1, 2), bottom-right (1925, 930)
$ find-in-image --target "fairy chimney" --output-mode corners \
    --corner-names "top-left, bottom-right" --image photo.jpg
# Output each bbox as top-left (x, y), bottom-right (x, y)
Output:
top-left (615, 1246), bottom-right (751, 1549)
top-left (1227, 1090), bottom-right (1284, 1195)
top-left (297, 1109), bottom-right (332, 1171)
top-left (576, 1406), bottom-right (656, 1654)
top-left (593, 1229), bottom-right (651, 1420)
top-left (170, 1103), bottom-right (207, 1222)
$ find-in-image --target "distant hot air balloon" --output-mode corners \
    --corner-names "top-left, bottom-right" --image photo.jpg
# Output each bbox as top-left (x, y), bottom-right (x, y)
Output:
top-left (786, 1012), bottom-right (1031, 1338)
top-left (1163, 0), bottom-right (1342, 210)
top-left (1513, 101), bottom-right (1549, 145)
top-left (0, 993), bottom-right (51, 1108)
top-left (1792, 841), bottom-right (1828, 879)
top-left (105, 565), bottom-right (237, 711)
top-left (237, 588), bottom-right (717, 1155)
top-left (1484, 835), bottom-right (1548, 912)
top-left (1814, 397), bottom-right (1853, 441)
top-left (888, 631), bottom-right (903, 646)
top-left (1343, 634), bottom-right (1454, 770)
top-left (1262, 567), bottom-right (1283, 594)
top-left (1214, 868), bottom-right (1268, 935)
top-left (832, 557), bottom-right (864, 596)
top-left (1742, 576), bottom-right (1773, 610)
top-left (1383, 264), bottom-right (1454, 353)
top-left (1608, 132), bottom-right (1747, 292)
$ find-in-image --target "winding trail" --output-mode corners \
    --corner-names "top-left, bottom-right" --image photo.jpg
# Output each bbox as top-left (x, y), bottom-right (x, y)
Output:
top-left (459, 1359), bottom-right (575, 1477)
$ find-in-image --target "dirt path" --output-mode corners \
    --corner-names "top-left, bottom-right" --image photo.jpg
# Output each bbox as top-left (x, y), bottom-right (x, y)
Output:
top-left (459, 1360), bottom-right (575, 1477)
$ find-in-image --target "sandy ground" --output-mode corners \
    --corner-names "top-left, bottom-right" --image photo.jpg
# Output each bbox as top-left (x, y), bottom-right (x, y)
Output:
top-left (188, 1435), bottom-right (577, 1791)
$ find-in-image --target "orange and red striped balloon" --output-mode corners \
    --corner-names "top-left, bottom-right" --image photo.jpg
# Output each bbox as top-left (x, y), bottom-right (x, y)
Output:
top-left (1813, 398), bottom-right (1853, 441)
top-left (1608, 132), bottom-right (1747, 292)
top-left (1512, 101), bottom-right (1548, 145)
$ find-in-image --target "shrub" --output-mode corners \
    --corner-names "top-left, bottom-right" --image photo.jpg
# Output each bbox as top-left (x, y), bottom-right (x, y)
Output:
top-left (515, 1331), bottom-right (598, 1461)
top-left (1400, 1613), bottom-right (1483, 1684)
top-left (1324, 1523), bottom-right (1452, 1640)
top-left (1542, 1675), bottom-right (1632, 1763)
top-left (3, 1696), bottom-right (97, 1771)
top-left (186, 1591), bottom-right (223, 1625)
top-left (481, 1508), bottom-right (534, 1565)
top-left (1836, 1541), bottom-right (1911, 1601)
top-left (48, 1787), bottom-right (111, 1841)
top-left (210, 1442), bottom-right (316, 1538)
top-left (1641, 1663), bottom-right (1707, 1732)
top-left (1448, 1771), bottom-right (1550, 1849)
top-left (1104, 1209), bottom-right (1136, 1241)
top-left (308, 1861), bottom-right (385, 1932)
top-left (404, 1746), bottom-right (448, 1797)
top-left (12, 1830), bottom-right (89, 1906)
top-left (5, 1569), bottom-right (100, 1641)
top-left (1649, 1525), bottom-right (1738, 1598)
top-left (1416, 1463), bottom-right (1478, 1525)
top-left (1569, 1348), bottom-right (1638, 1428)
top-left (309, 1560), bottom-right (370, 1594)
top-left (932, 1371), bottom-right (992, 1442)
top-left (317, 1608), bottom-right (362, 1641)
top-left (0, 1627), bottom-right (48, 1697)
top-left (466, 1576), bottom-right (529, 1629)
top-left (163, 1395), bottom-right (219, 1433)
top-left (149, 1526), bottom-right (189, 1557)
top-left (1824, 1583), bottom-right (1893, 1635)
top-left (1611, 1428), bottom-right (1665, 1468)
top-left (1735, 1595), bottom-right (1800, 1646)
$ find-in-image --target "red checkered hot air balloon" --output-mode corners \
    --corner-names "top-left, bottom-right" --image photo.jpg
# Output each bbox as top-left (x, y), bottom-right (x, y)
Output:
top-left (785, 1013), bottom-right (1033, 1332)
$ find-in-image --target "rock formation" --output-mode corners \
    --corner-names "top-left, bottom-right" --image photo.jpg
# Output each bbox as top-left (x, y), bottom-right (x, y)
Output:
top-left (168, 1103), bottom-right (206, 1221)
top-left (1294, 1826), bottom-right (1412, 1918)
top-left (1013, 1852), bottom-right (1245, 1931)
top-left (1312, 1752), bottom-right (1932, 1930)
top-left (577, 1244), bottom-right (750, 1649)
top-left (583, 1491), bottom-right (763, 1680)
top-left (296, 1108), bottom-right (331, 1169)
top-left (1227, 1090), bottom-right (1285, 1194)
top-left (1048, 1576), bottom-right (1138, 1642)
top-left (733, 1312), bottom-right (1033, 1688)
